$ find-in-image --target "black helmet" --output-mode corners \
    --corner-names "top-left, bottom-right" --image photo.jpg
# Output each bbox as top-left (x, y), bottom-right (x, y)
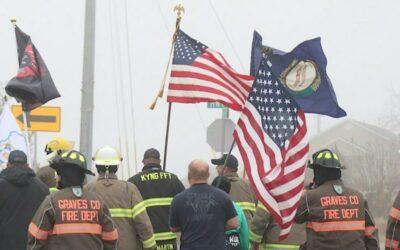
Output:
top-left (307, 149), bottom-right (344, 169)
top-left (50, 150), bottom-right (95, 176)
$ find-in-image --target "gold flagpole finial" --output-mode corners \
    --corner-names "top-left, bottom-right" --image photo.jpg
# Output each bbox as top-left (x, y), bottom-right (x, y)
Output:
top-left (10, 17), bottom-right (17, 27)
top-left (173, 4), bottom-right (185, 19)
top-left (149, 4), bottom-right (185, 110)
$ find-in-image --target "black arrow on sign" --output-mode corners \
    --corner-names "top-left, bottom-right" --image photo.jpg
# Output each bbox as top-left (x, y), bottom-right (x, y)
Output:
top-left (17, 112), bottom-right (56, 128)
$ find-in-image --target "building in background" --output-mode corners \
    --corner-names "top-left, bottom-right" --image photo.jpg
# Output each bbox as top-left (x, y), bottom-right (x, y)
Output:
top-left (309, 119), bottom-right (400, 222)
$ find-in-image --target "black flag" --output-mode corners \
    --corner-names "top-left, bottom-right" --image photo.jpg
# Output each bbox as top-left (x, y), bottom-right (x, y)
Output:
top-left (6, 26), bottom-right (60, 111)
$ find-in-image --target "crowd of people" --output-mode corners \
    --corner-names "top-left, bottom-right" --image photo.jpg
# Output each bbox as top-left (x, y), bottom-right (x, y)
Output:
top-left (0, 136), bottom-right (400, 249)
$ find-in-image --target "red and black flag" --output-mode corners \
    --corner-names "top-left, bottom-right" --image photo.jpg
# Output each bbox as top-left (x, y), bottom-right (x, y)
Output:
top-left (6, 26), bottom-right (60, 111)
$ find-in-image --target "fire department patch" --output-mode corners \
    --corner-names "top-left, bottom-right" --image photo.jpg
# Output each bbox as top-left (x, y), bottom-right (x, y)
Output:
top-left (333, 184), bottom-right (343, 195)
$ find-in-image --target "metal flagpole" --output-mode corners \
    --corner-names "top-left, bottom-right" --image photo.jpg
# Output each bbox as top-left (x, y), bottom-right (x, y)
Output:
top-left (163, 103), bottom-right (172, 170)
top-left (79, 0), bottom-right (96, 175)
top-left (149, 4), bottom-right (184, 170)
top-left (22, 108), bottom-right (32, 167)
top-left (216, 140), bottom-right (236, 187)
top-left (10, 17), bottom-right (33, 167)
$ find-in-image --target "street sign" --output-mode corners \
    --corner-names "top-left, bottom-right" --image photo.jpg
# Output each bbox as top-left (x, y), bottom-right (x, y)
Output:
top-left (207, 118), bottom-right (236, 153)
top-left (11, 105), bottom-right (61, 132)
top-left (207, 102), bottom-right (226, 109)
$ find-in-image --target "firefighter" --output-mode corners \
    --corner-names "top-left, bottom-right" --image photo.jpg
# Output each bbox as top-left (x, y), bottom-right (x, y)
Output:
top-left (295, 149), bottom-right (379, 250)
top-left (128, 148), bottom-right (185, 250)
top-left (211, 154), bottom-right (257, 225)
top-left (27, 150), bottom-right (118, 250)
top-left (250, 203), bottom-right (305, 250)
top-left (36, 137), bottom-right (73, 192)
top-left (385, 191), bottom-right (400, 249)
top-left (85, 146), bottom-right (156, 250)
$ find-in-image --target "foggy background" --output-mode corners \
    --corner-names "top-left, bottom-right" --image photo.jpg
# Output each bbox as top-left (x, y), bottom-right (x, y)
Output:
top-left (0, 0), bottom-right (399, 181)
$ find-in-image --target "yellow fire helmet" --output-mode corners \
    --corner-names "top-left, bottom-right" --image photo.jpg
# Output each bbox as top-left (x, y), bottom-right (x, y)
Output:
top-left (93, 146), bottom-right (122, 166)
top-left (45, 137), bottom-right (73, 155)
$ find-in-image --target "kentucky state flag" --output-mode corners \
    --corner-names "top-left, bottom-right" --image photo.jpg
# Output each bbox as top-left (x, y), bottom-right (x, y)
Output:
top-left (250, 31), bottom-right (346, 118)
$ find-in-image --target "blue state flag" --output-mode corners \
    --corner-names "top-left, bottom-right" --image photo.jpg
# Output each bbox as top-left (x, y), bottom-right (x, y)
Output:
top-left (250, 31), bottom-right (346, 118)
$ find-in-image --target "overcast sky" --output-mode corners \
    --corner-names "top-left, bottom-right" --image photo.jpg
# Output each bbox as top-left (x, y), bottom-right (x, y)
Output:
top-left (1, 0), bottom-right (399, 179)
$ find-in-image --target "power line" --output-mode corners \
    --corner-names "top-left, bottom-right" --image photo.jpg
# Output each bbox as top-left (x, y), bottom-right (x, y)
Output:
top-left (208, 0), bottom-right (246, 72)
top-left (110, 0), bottom-right (132, 179)
top-left (123, 0), bottom-right (138, 175)
top-left (107, 0), bottom-right (124, 179)
top-left (155, 0), bottom-right (171, 34)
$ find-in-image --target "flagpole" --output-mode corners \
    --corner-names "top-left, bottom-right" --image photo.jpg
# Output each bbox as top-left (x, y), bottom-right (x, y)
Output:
top-left (163, 103), bottom-right (172, 170)
top-left (216, 140), bottom-right (236, 187)
top-left (22, 107), bottom-right (33, 167)
top-left (10, 17), bottom-right (32, 167)
top-left (151, 4), bottom-right (184, 170)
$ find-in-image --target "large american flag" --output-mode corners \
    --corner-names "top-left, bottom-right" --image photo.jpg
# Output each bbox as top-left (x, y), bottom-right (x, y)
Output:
top-left (167, 30), bottom-right (254, 111)
top-left (233, 54), bottom-right (309, 239)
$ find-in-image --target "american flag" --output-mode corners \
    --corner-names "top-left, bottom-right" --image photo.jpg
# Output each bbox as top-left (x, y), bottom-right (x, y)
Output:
top-left (167, 30), bottom-right (254, 111)
top-left (233, 54), bottom-right (309, 239)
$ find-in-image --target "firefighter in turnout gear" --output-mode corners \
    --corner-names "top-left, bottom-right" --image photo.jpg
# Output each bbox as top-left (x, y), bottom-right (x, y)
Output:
top-left (37, 137), bottom-right (73, 193)
top-left (212, 154), bottom-right (257, 225)
top-left (85, 146), bottom-right (156, 250)
top-left (295, 149), bottom-right (379, 250)
top-left (128, 148), bottom-right (185, 250)
top-left (27, 150), bottom-right (118, 250)
top-left (250, 202), bottom-right (305, 250)
top-left (386, 191), bottom-right (400, 249)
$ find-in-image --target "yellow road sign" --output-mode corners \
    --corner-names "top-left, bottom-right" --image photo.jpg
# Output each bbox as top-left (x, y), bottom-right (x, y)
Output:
top-left (11, 105), bottom-right (61, 132)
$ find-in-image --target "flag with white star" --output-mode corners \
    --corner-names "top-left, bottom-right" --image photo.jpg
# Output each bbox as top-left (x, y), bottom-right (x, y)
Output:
top-left (233, 54), bottom-right (309, 240)
top-left (167, 30), bottom-right (254, 111)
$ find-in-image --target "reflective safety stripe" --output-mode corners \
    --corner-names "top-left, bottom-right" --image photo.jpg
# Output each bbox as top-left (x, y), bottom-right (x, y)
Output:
top-left (109, 208), bottom-right (133, 218)
top-left (364, 226), bottom-right (377, 237)
top-left (385, 237), bottom-right (400, 249)
top-left (109, 202), bottom-right (147, 219)
top-left (257, 203), bottom-right (268, 212)
top-left (101, 229), bottom-right (118, 241)
top-left (262, 243), bottom-right (300, 249)
top-left (143, 235), bottom-right (157, 248)
top-left (28, 222), bottom-right (50, 240)
top-left (52, 223), bottom-right (102, 235)
top-left (390, 207), bottom-right (400, 220)
top-left (306, 220), bottom-right (365, 232)
top-left (109, 197), bottom-right (173, 219)
top-left (144, 197), bottom-right (173, 208)
top-left (237, 201), bottom-right (256, 212)
top-left (249, 229), bottom-right (263, 243)
top-left (132, 201), bottom-right (147, 218)
top-left (154, 231), bottom-right (177, 241)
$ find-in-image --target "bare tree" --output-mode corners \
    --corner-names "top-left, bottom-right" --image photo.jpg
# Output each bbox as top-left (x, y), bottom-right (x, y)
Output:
top-left (381, 87), bottom-right (400, 134)
top-left (341, 141), bottom-right (399, 219)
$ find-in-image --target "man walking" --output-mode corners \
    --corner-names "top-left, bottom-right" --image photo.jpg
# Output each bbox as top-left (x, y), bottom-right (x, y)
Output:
top-left (28, 150), bottom-right (118, 249)
top-left (295, 149), bottom-right (379, 249)
top-left (169, 159), bottom-right (238, 250)
top-left (86, 146), bottom-right (156, 250)
top-left (212, 154), bottom-right (256, 225)
top-left (129, 148), bottom-right (185, 250)
top-left (0, 150), bottom-right (48, 250)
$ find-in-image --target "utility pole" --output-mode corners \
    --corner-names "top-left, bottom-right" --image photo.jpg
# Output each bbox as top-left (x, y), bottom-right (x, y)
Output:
top-left (79, 0), bottom-right (96, 172)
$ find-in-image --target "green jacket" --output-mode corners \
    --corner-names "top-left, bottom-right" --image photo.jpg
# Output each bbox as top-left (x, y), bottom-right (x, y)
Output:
top-left (227, 202), bottom-right (249, 250)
